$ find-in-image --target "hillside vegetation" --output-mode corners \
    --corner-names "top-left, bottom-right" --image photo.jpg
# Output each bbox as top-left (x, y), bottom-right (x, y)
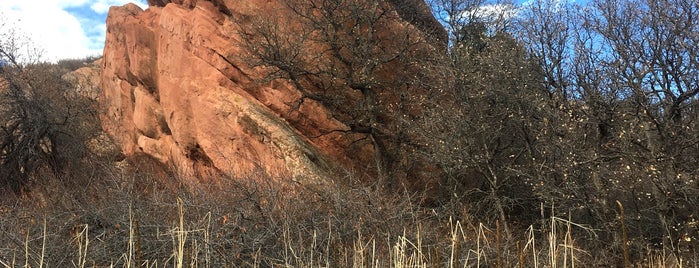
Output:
top-left (1, 0), bottom-right (698, 266)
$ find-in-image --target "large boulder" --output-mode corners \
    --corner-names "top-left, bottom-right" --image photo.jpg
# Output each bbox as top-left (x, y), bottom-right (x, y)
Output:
top-left (100, 0), bottom-right (445, 185)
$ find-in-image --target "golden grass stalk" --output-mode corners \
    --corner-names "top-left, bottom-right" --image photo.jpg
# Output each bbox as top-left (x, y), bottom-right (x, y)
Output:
top-left (325, 218), bottom-right (332, 268)
top-left (74, 224), bottom-right (89, 268)
top-left (549, 205), bottom-right (557, 268)
top-left (174, 197), bottom-right (187, 268)
top-left (204, 212), bottom-right (211, 268)
top-left (353, 228), bottom-right (366, 268)
top-left (126, 205), bottom-right (134, 268)
top-left (526, 225), bottom-right (538, 268)
top-left (476, 222), bottom-right (491, 267)
top-left (448, 218), bottom-right (461, 268)
top-left (39, 217), bottom-right (46, 268)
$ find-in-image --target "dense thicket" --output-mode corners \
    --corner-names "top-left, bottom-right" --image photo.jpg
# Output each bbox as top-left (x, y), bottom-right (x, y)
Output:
top-left (0, 19), bottom-right (99, 192)
top-left (429, 0), bottom-right (699, 260)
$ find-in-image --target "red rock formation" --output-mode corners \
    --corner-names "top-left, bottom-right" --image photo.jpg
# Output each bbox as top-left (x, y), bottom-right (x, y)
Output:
top-left (100, 0), bottom-right (445, 185)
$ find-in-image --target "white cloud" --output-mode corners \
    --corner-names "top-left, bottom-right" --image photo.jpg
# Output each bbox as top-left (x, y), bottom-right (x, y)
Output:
top-left (0, 0), bottom-right (147, 62)
top-left (456, 3), bottom-right (520, 33)
top-left (90, 2), bottom-right (112, 14)
top-left (468, 3), bottom-right (519, 22)
top-left (92, 0), bottom-right (146, 14)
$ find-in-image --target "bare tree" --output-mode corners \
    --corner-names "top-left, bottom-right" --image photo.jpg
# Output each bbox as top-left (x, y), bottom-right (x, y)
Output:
top-left (516, 0), bottom-right (575, 102)
top-left (430, 0), bottom-right (518, 45)
top-left (0, 16), bottom-right (98, 192)
top-left (582, 0), bottom-right (699, 254)
top-left (510, 0), bottom-right (699, 258)
top-left (238, 0), bottom-right (443, 182)
top-left (429, 0), bottom-right (485, 44)
top-left (421, 18), bottom-right (553, 236)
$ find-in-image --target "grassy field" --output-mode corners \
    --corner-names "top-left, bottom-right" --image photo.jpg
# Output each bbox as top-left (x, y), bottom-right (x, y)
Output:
top-left (0, 162), bottom-right (695, 268)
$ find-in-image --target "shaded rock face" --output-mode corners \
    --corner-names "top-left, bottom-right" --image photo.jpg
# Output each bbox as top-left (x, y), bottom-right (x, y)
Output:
top-left (101, 0), bottom-right (444, 185)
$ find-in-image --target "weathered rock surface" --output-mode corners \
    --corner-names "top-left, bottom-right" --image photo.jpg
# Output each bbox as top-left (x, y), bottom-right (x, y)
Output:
top-left (62, 59), bottom-right (103, 100)
top-left (100, 0), bottom-right (444, 185)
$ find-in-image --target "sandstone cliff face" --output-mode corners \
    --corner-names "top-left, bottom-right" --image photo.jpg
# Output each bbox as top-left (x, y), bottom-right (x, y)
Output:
top-left (101, 0), bottom-right (444, 185)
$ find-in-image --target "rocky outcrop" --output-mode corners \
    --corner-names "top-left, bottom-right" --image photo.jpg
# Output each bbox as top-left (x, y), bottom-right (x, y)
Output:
top-left (62, 59), bottom-right (103, 100)
top-left (100, 0), bottom-right (444, 185)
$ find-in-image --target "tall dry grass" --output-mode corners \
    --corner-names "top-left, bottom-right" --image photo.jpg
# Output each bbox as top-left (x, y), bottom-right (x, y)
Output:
top-left (0, 164), bottom-right (696, 267)
top-left (1, 207), bottom-right (693, 267)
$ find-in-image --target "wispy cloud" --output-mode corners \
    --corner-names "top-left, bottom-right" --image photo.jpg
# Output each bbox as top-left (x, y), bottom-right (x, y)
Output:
top-left (469, 3), bottom-right (519, 19)
top-left (0, 0), bottom-right (147, 62)
top-left (455, 3), bottom-right (519, 33)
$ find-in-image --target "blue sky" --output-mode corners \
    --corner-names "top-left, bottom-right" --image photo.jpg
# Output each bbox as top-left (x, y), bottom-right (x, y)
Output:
top-left (1, 0), bottom-right (573, 62)
top-left (0, 0), bottom-right (147, 62)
